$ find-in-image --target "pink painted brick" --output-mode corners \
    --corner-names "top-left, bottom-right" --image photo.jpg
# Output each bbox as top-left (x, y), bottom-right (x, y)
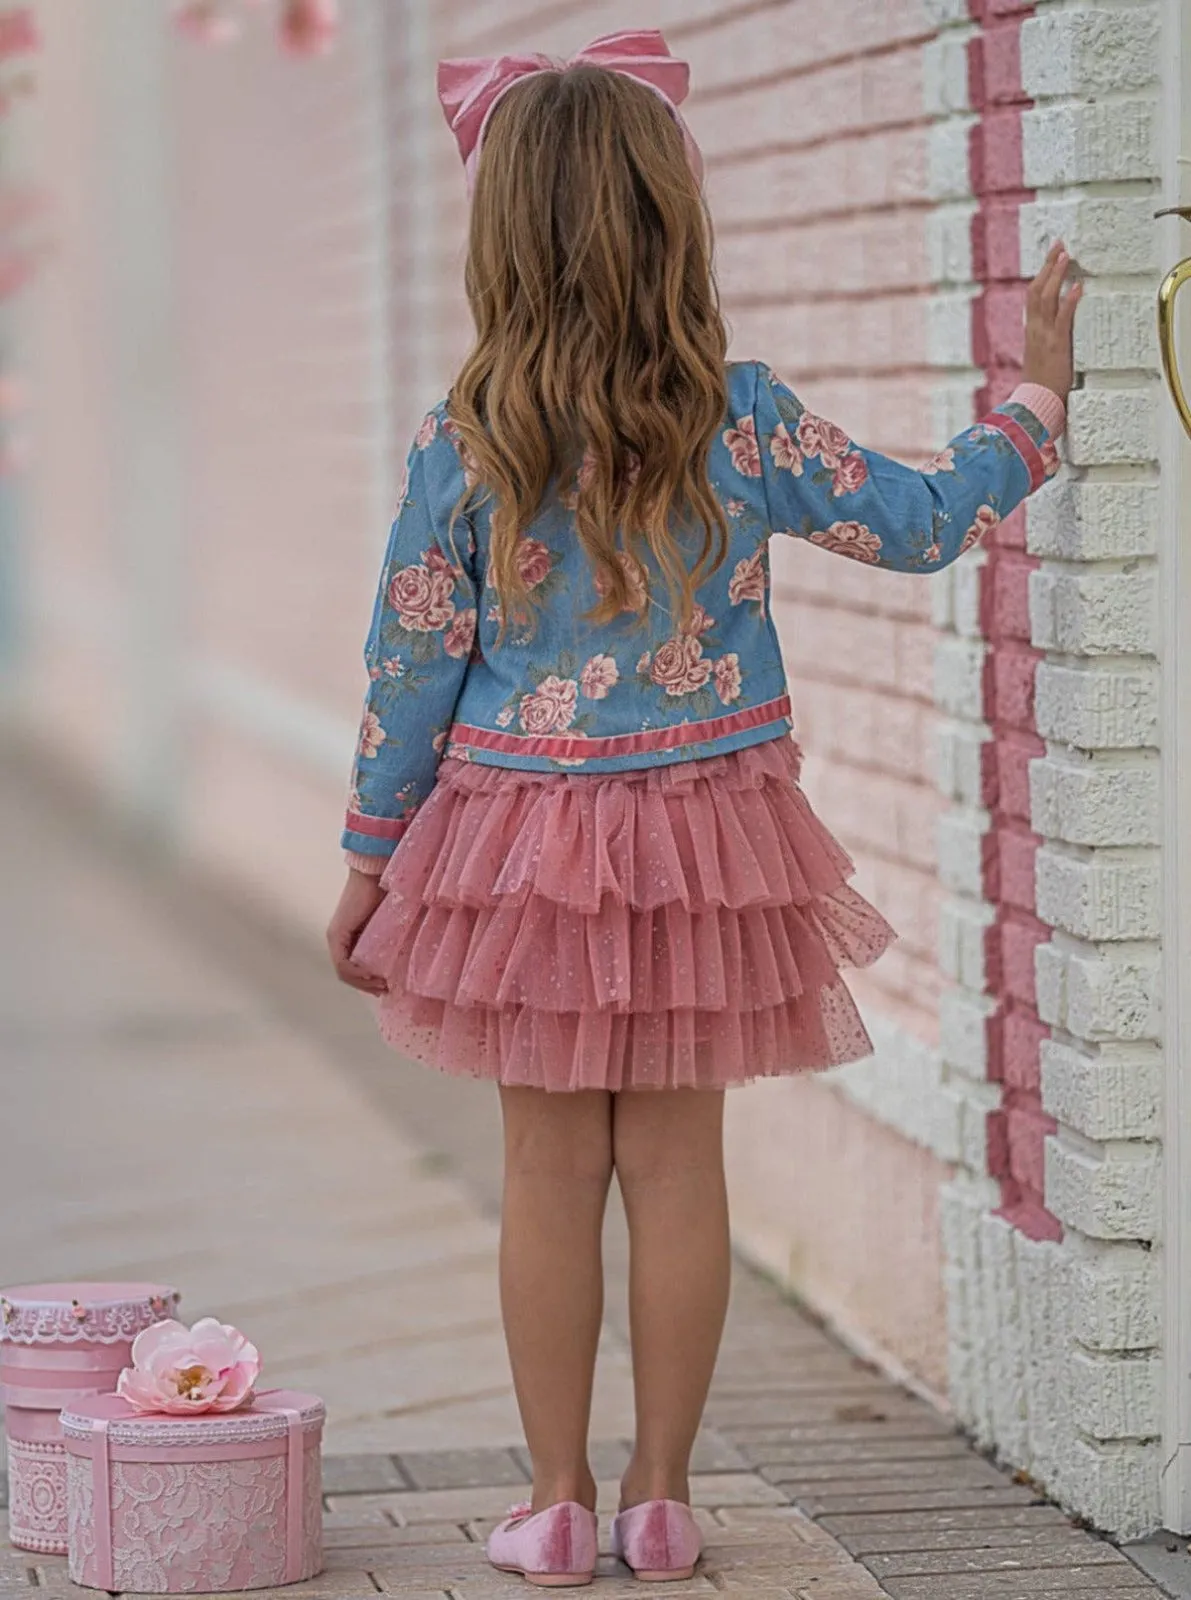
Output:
top-left (988, 549), bottom-right (1035, 641)
top-left (711, 128), bottom-right (929, 229)
top-left (989, 643), bottom-right (1037, 732)
top-left (897, 782), bottom-right (943, 871)
top-left (986, 1107), bottom-right (1011, 1175)
top-left (687, 0), bottom-right (933, 90)
top-left (993, 730), bottom-right (1042, 822)
top-left (863, 858), bottom-right (938, 956)
top-left (993, 504), bottom-right (1028, 552)
top-left (1005, 1101), bottom-right (1055, 1198)
top-left (867, 696), bottom-right (931, 780)
top-left (893, 621), bottom-right (938, 702)
top-left (717, 212), bottom-right (929, 300)
top-left (1001, 1006), bottom-right (1048, 1092)
top-left (972, 283), bottom-right (1028, 372)
top-left (969, 106), bottom-right (1026, 195)
top-left (971, 198), bottom-right (1022, 282)
top-left (997, 901), bottom-right (1045, 998)
top-left (728, 292), bottom-right (931, 377)
top-left (993, 826), bottom-right (1040, 918)
top-left (968, 27), bottom-right (1027, 111)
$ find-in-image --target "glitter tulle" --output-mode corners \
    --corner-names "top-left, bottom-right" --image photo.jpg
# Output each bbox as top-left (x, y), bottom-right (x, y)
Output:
top-left (352, 737), bottom-right (896, 1091)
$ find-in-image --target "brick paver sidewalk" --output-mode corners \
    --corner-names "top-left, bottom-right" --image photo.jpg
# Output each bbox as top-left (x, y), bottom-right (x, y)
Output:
top-left (0, 762), bottom-right (1162, 1597)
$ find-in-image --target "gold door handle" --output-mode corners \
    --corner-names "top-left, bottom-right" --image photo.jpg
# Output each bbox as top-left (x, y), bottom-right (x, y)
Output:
top-left (1157, 207), bottom-right (1191, 441)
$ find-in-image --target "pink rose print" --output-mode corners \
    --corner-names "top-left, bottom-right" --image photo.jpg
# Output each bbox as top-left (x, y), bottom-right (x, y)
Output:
top-left (769, 422), bottom-right (804, 476)
top-left (713, 654), bottom-right (743, 705)
top-left (517, 537), bottom-right (554, 590)
top-left (388, 561), bottom-right (456, 632)
top-left (358, 712), bottom-right (385, 758)
top-left (961, 504), bottom-right (1000, 554)
top-left (726, 498), bottom-right (746, 517)
top-left (723, 417), bottom-right (761, 477)
top-left (368, 665), bottom-right (381, 681)
top-left (442, 416), bottom-right (481, 487)
top-left (919, 447), bottom-right (956, 475)
top-left (637, 651), bottom-right (652, 674)
top-left (381, 656), bottom-right (403, 677)
top-left (924, 542), bottom-right (943, 563)
top-left (683, 602), bottom-right (716, 637)
top-left (496, 706), bottom-right (515, 728)
top-left (519, 675), bottom-right (579, 735)
top-left (415, 412), bottom-right (438, 450)
top-left (831, 452), bottom-right (869, 496)
top-left (1041, 440), bottom-right (1061, 479)
top-left (650, 634), bottom-right (712, 696)
top-left (444, 607), bottom-right (477, 659)
top-left (580, 654), bottom-right (619, 700)
top-left (432, 729), bottom-right (449, 754)
top-left (797, 413), bottom-right (851, 470)
top-left (809, 521), bottom-right (883, 565)
top-left (728, 550), bottom-right (766, 611)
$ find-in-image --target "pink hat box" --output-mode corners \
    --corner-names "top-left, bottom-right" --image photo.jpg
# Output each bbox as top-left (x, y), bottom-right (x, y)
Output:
top-left (1, 1281), bottom-right (180, 1555)
top-left (62, 1389), bottom-right (325, 1594)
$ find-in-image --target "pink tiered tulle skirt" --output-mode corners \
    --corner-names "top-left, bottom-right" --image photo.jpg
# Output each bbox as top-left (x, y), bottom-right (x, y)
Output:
top-left (353, 737), bottom-right (895, 1092)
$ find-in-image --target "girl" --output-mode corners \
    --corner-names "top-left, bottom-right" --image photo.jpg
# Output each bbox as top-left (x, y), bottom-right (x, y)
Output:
top-left (326, 29), bottom-right (1079, 1589)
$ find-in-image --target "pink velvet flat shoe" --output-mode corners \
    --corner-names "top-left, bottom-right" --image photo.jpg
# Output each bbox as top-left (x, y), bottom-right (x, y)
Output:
top-left (611, 1499), bottom-right (703, 1582)
top-left (486, 1500), bottom-right (598, 1588)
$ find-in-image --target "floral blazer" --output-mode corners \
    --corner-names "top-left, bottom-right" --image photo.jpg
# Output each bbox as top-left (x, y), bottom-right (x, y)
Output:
top-left (342, 360), bottom-right (1062, 862)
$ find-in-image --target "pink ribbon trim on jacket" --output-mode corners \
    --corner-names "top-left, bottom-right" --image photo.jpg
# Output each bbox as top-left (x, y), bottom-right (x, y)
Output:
top-left (437, 28), bottom-right (703, 191)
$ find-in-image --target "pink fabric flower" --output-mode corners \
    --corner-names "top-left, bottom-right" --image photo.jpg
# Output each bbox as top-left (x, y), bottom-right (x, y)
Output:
top-left (769, 423), bottom-right (803, 476)
top-left (919, 447), bottom-right (956, 475)
top-left (683, 603), bottom-right (716, 637)
top-left (797, 413), bottom-right (851, 470)
top-left (723, 417), bottom-right (761, 477)
top-left (831, 452), bottom-right (868, 496)
top-left (595, 553), bottom-right (649, 613)
top-left (580, 654), bottom-right (619, 700)
top-left (173, 0), bottom-right (240, 43)
top-left (650, 634), bottom-right (711, 696)
top-left (444, 607), bottom-right (478, 659)
top-left (117, 1319), bottom-right (260, 1416)
top-left (414, 411), bottom-right (438, 450)
top-left (358, 711), bottom-right (385, 758)
top-left (519, 676), bottom-right (579, 734)
top-left (809, 521), bottom-right (883, 564)
top-left (279, 0), bottom-right (338, 57)
top-left (728, 550), bottom-right (766, 611)
top-left (961, 504), bottom-right (1000, 554)
top-left (388, 562), bottom-right (456, 632)
top-left (713, 654), bottom-right (742, 704)
top-left (517, 538), bottom-right (554, 590)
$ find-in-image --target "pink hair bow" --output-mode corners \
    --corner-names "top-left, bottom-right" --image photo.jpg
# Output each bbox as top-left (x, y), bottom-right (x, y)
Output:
top-left (437, 29), bottom-right (703, 193)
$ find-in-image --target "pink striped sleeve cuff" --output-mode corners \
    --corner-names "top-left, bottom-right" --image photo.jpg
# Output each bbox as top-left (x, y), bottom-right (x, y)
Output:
top-left (345, 851), bottom-right (388, 875)
top-left (1008, 382), bottom-right (1066, 440)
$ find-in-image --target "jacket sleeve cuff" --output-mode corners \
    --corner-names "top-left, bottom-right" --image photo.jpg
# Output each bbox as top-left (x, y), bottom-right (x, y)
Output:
top-left (345, 850), bottom-right (388, 875)
top-left (1008, 382), bottom-right (1066, 440)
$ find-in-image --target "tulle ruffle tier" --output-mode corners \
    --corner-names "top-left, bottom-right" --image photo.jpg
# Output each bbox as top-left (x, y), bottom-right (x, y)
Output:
top-left (353, 738), bottom-right (896, 1091)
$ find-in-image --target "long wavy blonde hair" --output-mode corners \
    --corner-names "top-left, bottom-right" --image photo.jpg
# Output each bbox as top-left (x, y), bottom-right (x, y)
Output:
top-left (447, 64), bottom-right (729, 631)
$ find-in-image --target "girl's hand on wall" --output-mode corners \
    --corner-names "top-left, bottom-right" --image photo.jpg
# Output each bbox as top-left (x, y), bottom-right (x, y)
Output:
top-left (1023, 240), bottom-right (1082, 403)
top-left (327, 871), bottom-right (389, 994)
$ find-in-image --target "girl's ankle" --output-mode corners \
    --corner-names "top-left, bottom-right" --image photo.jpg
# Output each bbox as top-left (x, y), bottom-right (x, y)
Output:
top-left (531, 1473), bottom-right (598, 1514)
top-left (618, 1469), bottom-right (691, 1511)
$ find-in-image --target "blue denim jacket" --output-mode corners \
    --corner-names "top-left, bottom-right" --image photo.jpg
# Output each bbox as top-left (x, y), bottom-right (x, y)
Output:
top-left (342, 360), bottom-right (1059, 860)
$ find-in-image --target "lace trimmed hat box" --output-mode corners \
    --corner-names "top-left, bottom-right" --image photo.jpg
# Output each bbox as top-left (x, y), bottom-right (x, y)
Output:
top-left (62, 1390), bottom-right (325, 1594)
top-left (0, 1281), bottom-right (180, 1555)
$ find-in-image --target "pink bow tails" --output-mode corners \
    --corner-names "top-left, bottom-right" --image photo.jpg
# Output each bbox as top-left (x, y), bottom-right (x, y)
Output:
top-left (436, 28), bottom-right (703, 192)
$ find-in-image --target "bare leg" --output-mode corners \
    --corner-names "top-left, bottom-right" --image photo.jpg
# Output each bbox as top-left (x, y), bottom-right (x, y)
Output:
top-left (613, 1089), bottom-right (731, 1509)
top-left (498, 1086), bottom-right (614, 1513)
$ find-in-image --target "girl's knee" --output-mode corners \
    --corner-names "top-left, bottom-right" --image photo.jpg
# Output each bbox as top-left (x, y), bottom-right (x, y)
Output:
top-left (612, 1089), bottom-right (725, 1189)
top-left (501, 1088), bottom-right (614, 1186)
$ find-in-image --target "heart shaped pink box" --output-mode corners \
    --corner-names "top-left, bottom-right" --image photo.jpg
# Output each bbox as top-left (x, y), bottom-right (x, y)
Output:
top-left (62, 1389), bottom-right (325, 1593)
top-left (1, 1281), bottom-right (180, 1555)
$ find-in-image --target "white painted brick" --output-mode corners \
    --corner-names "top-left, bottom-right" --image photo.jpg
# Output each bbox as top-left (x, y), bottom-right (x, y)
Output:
top-left (928, 116), bottom-right (977, 202)
top-left (978, 1215), bottom-right (1030, 1464)
top-left (1067, 387), bottom-right (1159, 469)
top-left (931, 378), bottom-right (981, 442)
top-left (1072, 289), bottom-right (1158, 374)
top-left (1021, 9), bottom-right (1161, 100)
top-left (1064, 1437), bottom-right (1160, 1541)
top-left (1034, 661), bottom-right (1160, 751)
top-left (939, 986), bottom-right (996, 1080)
top-left (926, 203), bottom-right (976, 286)
top-left (1036, 845), bottom-right (1161, 942)
top-left (939, 895), bottom-right (994, 989)
top-left (1070, 1348), bottom-right (1161, 1442)
top-left (957, 1079), bottom-right (998, 1174)
top-left (935, 719), bottom-right (988, 806)
top-left (1027, 480), bottom-right (1160, 563)
top-left (931, 563), bottom-right (955, 631)
top-left (934, 635), bottom-right (986, 721)
top-left (1021, 196), bottom-right (1159, 279)
top-left (922, 0), bottom-right (971, 30)
top-left (926, 287), bottom-right (978, 368)
top-left (951, 553), bottom-right (984, 640)
top-left (1035, 939), bottom-right (1161, 1042)
top-left (923, 32), bottom-right (970, 117)
top-left (1041, 1038), bottom-right (1162, 1141)
top-left (937, 807), bottom-right (989, 897)
top-left (1046, 1134), bottom-right (1160, 1241)
top-left (1016, 1236), bottom-right (1075, 1496)
top-left (1029, 565), bottom-right (1158, 657)
top-left (1022, 100), bottom-right (1160, 188)
top-left (941, 1178), bottom-right (997, 1444)
top-left (1029, 754), bottom-right (1161, 847)
top-left (831, 1014), bottom-right (961, 1165)
top-left (1068, 1240), bottom-right (1160, 1351)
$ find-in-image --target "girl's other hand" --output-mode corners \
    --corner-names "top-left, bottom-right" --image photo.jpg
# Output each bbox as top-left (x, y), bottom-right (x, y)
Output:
top-left (327, 869), bottom-right (389, 994)
top-left (1023, 239), bottom-right (1082, 402)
